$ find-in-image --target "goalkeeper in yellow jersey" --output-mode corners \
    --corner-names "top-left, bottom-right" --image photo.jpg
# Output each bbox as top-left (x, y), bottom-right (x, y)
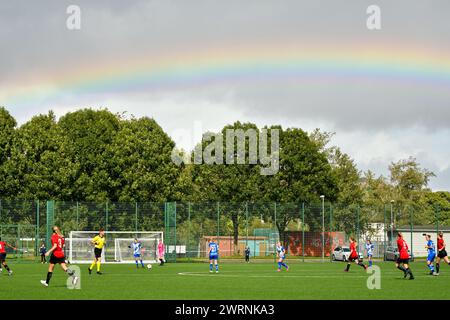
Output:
top-left (88, 229), bottom-right (105, 275)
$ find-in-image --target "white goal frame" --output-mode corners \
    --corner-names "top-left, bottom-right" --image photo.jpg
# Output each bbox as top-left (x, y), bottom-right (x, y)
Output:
top-left (67, 231), bottom-right (164, 264)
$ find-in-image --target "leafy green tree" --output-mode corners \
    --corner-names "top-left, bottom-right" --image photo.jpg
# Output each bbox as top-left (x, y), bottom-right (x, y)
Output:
top-left (423, 191), bottom-right (450, 225)
top-left (57, 108), bottom-right (121, 201)
top-left (109, 116), bottom-right (181, 202)
top-left (189, 122), bottom-right (261, 252)
top-left (0, 107), bottom-right (17, 197)
top-left (259, 127), bottom-right (338, 244)
top-left (8, 111), bottom-right (69, 199)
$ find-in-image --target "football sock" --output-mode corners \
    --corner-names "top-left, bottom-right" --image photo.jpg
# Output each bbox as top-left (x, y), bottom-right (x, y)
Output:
top-left (215, 264), bottom-right (219, 271)
top-left (96, 261), bottom-right (101, 272)
top-left (345, 264), bottom-right (350, 271)
top-left (436, 263), bottom-right (440, 273)
top-left (369, 261), bottom-right (373, 267)
top-left (428, 264), bottom-right (435, 272)
top-left (135, 260), bottom-right (139, 268)
top-left (358, 262), bottom-right (366, 269)
top-left (277, 262), bottom-right (282, 269)
top-left (140, 260), bottom-right (144, 267)
top-left (67, 269), bottom-right (75, 276)
top-left (89, 262), bottom-right (96, 270)
top-left (406, 268), bottom-right (413, 278)
top-left (210, 263), bottom-right (213, 271)
top-left (46, 272), bottom-right (53, 284)
top-left (397, 265), bottom-right (406, 273)
top-left (3, 264), bottom-right (10, 272)
top-left (281, 263), bottom-right (288, 269)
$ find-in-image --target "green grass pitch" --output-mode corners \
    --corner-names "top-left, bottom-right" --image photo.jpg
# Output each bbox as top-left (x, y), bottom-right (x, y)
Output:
top-left (2, 260), bottom-right (450, 300)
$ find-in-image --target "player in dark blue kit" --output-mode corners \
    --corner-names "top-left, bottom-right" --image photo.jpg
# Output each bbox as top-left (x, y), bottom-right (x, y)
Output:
top-left (424, 234), bottom-right (437, 276)
top-left (208, 239), bottom-right (219, 273)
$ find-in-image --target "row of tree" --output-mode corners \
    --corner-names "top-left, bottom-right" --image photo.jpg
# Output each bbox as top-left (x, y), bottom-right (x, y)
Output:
top-left (0, 106), bottom-right (448, 245)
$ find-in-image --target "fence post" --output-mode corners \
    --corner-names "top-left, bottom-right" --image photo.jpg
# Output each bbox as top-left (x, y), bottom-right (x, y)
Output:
top-left (46, 200), bottom-right (55, 251)
top-left (35, 200), bottom-right (40, 257)
top-left (302, 203), bottom-right (305, 263)
top-left (383, 204), bottom-right (387, 261)
top-left (436, 204), bottom-right (440, 238)
top-left (105, 202), bottom-right (109, 232)
top-left (135, 202), bottom-right (138, 232)
top-left (356, 205), bottom-right (360, 254)
top-left (274, 202), bottom-right (277, 263)
top-left (329, 204), bottom-right (333, 262)
top-left (245, 202), bottom-right (249, 248)
top-left (188, 202), bottom-right (191, 261)
top-left (217, 202), bottom-right (220, 246)
top-left (410, 206), bottom-right (413, 259)
top-left (76, 201), bottom-right (79, 230)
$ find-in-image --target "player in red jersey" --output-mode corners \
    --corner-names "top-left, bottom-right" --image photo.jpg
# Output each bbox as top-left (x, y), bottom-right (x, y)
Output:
top-left (0, 237), bottom-right (17, 276)
top-left (395, 232), bottom-right (414, 280)
top-left (40, 226), bottom-right (78, 287)
top-left (344, 237), bottom-right (367, 272)
top-left (436, 232), bottom-right (450, 275)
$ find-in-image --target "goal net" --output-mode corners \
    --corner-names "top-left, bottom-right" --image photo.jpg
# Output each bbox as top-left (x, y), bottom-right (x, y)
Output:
top-left (67, 231), bottom-right (163, 264)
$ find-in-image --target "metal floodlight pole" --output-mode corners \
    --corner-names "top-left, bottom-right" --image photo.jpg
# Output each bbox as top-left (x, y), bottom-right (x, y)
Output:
top-left (320, 195), bottom-right (325, 262)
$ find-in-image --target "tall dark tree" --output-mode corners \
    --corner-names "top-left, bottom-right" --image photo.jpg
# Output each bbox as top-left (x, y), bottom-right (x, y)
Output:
top-left (0, 107), bottom-right (17, 197)
top-left (109, 116), bottom-right (181, 202)
top-left (259, 127), bottom-right (338, 243)
top-left (57, 108), bottom-right (121, 201)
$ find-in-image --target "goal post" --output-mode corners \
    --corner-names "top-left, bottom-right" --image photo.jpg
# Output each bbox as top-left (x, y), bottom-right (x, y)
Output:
top-left (67, 231), bottom-right (163, 264)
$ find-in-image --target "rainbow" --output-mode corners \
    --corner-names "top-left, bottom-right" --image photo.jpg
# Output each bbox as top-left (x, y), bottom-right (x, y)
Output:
top-left (4, 43), bottom-right (450, 106)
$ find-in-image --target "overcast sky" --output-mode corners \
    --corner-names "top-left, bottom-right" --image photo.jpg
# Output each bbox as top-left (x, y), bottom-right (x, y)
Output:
top-left (1, 0), bottom-right (450, 190)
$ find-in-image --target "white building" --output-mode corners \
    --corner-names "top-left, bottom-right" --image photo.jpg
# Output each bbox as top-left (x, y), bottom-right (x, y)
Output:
top-left (393, 226), bottom-right (450, 258)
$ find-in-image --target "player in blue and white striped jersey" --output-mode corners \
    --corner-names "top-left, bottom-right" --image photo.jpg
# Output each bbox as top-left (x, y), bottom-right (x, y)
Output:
top-left (365, 239), bottom-right (374, 267)
top-left (276, 242), bottom-right (289, 272)
top-left (129, 239), bottom-right (145, 268)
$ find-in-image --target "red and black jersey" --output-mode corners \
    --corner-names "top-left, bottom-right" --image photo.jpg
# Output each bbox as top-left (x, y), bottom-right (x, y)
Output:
top-left (0, 241), bottom-right (6, 254)
top-left (350, 242), bottom-right (358, 258)
top-left (438, 238), bottom-right (445, 251)
top-left (397, 238), bottom-right (409, 259)
top-left (51, 234), bottom-right (65, 258)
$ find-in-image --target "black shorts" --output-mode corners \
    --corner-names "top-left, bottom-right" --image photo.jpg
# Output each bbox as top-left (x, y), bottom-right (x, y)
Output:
top-left (438, 250), bottom-right (448, 259)
top-left (49, 254), bottom-right (66, 265)
top-left (0, 253), bottom-right (6, 262)
top-left (396, 258), bottom-right (410, 264)
top-left (94, 248), bottom-right (102, 259)
top-left (348, 255), bottom-right (359, 262)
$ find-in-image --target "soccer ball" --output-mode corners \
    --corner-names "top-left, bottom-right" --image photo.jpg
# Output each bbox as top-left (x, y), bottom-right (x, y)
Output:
top-left (147, 264), bottom-right (152, 270)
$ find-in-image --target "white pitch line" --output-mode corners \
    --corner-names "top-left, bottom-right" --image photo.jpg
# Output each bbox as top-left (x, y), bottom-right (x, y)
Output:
top-left (177, 272), bottom-right (370, 278)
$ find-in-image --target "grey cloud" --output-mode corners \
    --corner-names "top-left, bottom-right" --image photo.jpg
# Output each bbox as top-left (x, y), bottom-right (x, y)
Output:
top-left (2, 0), bottom-right (450, 189)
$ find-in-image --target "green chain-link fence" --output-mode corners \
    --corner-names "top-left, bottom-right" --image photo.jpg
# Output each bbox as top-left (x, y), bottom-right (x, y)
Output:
top-left (0, 200), bottom-right (448, 263)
